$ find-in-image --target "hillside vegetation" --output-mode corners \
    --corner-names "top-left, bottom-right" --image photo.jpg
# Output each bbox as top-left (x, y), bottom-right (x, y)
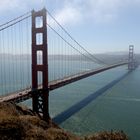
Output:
top-left (0, 102), bottom-right (129, 140)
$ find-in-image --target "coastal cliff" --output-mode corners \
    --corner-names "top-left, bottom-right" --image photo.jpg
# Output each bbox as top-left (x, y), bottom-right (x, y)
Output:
top-left (0, 102), bottom-right (128, 140)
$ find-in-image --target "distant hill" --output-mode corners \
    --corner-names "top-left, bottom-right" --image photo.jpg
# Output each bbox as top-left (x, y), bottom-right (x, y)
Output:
top-left (0, 53), bottom-right (140, 64)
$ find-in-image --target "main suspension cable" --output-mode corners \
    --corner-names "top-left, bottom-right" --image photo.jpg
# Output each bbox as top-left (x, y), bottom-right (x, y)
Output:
top-left (0, 15), bottom-right (31, 31)
top-left (47, 23), bottom-right (99, 63)
top-left (0, 11), bottom-right (31, 28)
top-left (47, 10), bottom-right (107, 65)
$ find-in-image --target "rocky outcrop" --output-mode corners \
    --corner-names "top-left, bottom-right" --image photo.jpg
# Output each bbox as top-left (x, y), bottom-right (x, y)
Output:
top-left (0, 102), bottom-right (129, 140)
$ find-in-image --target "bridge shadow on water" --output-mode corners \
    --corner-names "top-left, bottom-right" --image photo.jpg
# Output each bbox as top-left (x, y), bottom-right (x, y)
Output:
top-left (52, 71), bottom-right (131, 125)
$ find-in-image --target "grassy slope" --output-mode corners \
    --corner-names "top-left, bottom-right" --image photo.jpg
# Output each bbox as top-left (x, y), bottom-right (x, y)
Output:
top-left (0, 102), bottom-right (128, 140)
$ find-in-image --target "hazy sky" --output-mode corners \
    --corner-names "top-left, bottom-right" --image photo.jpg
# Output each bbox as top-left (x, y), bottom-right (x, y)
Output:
top-left (0, 0), bottom-right (140, 53)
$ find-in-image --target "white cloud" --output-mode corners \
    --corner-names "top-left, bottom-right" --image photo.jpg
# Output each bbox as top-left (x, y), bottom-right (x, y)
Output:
top-left (48, 0), bottom-right (121, 25)
top-left (1, 0), bottom-right (140, 25)
top-left (52, 6), bottom-right (81, 26)
top-left (0, 0), bottom-right (45, 13)
top-left (87, 0), bottom-right (122, 23)
top-left (0, 0), bottom-right (18, 11)
top-left (50, 0), bottom-right (140, 25)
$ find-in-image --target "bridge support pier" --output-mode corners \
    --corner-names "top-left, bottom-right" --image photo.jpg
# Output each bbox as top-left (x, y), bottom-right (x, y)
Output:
top-left (31, 8), bottom-right (49, 121)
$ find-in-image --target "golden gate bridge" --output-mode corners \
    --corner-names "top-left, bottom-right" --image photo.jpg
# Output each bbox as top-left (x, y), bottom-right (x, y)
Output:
top-left (0, 8), bottom-right (138, 121)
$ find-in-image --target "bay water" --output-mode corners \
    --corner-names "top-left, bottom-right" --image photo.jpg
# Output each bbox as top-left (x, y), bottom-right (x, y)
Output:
top-left (0, 59), bottom-right (140, 139)
top-left (49, 66), bottom-right (140, 139)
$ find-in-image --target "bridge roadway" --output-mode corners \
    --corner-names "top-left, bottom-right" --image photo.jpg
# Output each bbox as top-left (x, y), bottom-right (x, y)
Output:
top-left (0, 62), bottom-right (128, 103)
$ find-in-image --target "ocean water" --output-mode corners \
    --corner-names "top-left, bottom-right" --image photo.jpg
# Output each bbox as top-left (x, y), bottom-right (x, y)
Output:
top-left (0, 59), bottom-right (100, 95)
top-left (49, 66), bottom-right (140, 139)
top-left (0, 59), bottom-right (140, 139)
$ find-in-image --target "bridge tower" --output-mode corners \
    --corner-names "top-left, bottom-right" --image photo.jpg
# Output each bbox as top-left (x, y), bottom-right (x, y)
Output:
top-left (31, 8), bottom-right (49, 121)
top-left (128, 45), bottom-right (135, 70)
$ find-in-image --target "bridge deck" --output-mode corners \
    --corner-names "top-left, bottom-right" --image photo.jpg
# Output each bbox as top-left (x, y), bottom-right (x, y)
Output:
top-left (0, 63), bottom-right (128, 103)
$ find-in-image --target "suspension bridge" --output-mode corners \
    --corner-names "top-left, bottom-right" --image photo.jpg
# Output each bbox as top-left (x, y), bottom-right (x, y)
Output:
top-left (0, 8), bottom-right (138, 121)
